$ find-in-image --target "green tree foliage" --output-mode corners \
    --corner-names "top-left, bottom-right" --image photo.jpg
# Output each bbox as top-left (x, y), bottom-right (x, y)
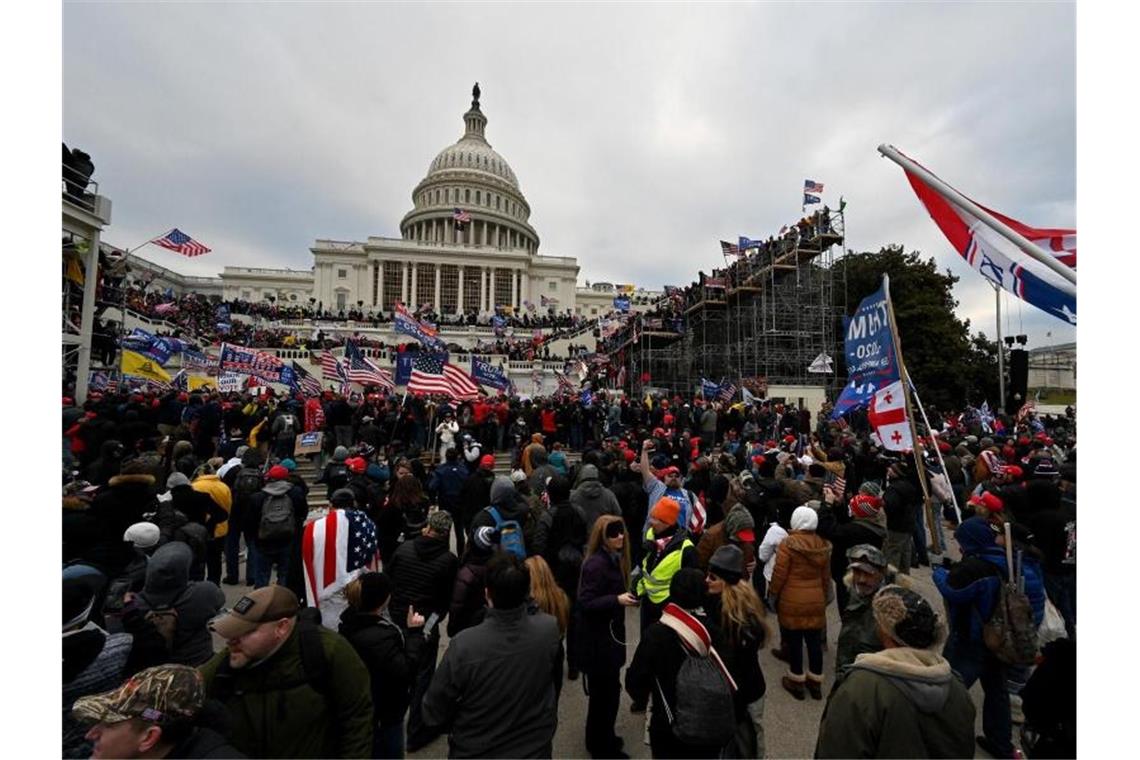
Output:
top-left (833, 245), bottom-right (999, 409)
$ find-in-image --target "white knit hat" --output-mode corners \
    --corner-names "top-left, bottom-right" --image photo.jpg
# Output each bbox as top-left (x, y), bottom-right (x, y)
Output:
top-left (123, 522), bottom-right (161, 549)
top-left (790, 505), bottom-right (819, 532)
top-left (510, 469), bottom-right (527, 483)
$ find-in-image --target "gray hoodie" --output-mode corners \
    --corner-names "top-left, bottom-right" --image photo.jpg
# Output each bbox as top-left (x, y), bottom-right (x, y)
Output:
top-left (138, 542), bottom-right (225, 666)
top-left (570, 465), bottom-right (622, 535)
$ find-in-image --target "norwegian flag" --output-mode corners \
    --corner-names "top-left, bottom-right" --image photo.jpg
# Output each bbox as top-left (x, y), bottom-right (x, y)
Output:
top-left (301, 508), bottom-right (379, 607)
top-left (868, 380), bottom-right (913, 451)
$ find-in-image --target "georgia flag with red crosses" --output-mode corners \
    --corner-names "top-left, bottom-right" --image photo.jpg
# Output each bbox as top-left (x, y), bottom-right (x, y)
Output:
top-left (868, 380), bottom-right (913, 452)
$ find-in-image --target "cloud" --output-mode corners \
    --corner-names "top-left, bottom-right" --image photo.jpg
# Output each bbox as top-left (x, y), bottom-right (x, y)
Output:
top-left (64, 2), bottom-right (1075, 347)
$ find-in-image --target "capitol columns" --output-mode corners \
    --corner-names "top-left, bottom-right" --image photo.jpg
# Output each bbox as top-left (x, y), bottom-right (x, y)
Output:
top-left (410, 263), bottom-right (418, 307)
top-left (457, 266), bottom-right (465, 314)
top-left (511, 268), bottom-right (519, 310)
top-left (434, 265), bottom-right (441, 313)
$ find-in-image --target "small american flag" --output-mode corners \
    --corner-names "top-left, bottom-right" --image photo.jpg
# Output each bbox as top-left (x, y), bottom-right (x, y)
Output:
top-left (302, 508), bottom-right (379, 606)
top-left (152, 228), bottom-right (211, 257)
top-left (804, 179), bottom-right (825, 194)
top-left (717, 381), bottom-right (737, 403)
top-left (291, 361), bottom-right (323, 397)
top-left (408, 354), bottom-right (480, 401)
top-left (720, 240), bottom-right (741, 257)
top-left (453, 208), bottom-right (471, 228)
top-left (824, 470), bottom-right (847, 503)
top-left (344, 342), bottom-right (394, 390)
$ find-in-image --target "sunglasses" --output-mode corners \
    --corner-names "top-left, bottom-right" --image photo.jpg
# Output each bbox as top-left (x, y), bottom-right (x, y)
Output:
top-left (604, 523), bottom-right (626, 539)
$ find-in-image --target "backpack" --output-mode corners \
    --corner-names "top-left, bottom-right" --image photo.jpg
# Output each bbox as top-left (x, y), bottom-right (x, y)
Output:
top-left (234, 467), bottom-right (264, 502)
top-left (658, 644), bottom-right (736, 747)
top-left (259, 491), bottom-right (297, 542)
top-left (140, 589), bottom-right (188, 653)
top-left (983, 523), bottom-right (1038, 666)
top-left (279, 414), bottom-right (297, 437)
top-left (486, 506), bottom-right (526, 559)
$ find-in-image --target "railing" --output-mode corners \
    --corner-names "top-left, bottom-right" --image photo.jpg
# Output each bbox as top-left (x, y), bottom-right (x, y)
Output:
top-left (62, 161), bottom-right (99, 214)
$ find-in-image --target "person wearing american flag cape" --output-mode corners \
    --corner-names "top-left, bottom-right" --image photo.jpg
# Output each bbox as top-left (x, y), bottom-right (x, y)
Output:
top-left (302, 488), bottom-right (382, 629)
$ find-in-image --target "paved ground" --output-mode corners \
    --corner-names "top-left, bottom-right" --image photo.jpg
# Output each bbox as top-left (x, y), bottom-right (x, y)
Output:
top-left (219, 517), bottom-right (1003, 758)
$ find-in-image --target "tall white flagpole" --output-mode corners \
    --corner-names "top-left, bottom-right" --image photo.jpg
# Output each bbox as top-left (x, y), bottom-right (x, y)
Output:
top-left (876, 144), bottom-right (1076, 290)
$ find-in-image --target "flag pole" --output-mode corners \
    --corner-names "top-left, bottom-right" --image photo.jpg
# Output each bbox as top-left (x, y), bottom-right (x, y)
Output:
top-left (995, 282), bottom-right (1006, 411)
top-left (882, 274), bottom-right (940, 549)
top-left (909, 380), bottom-right (963, 524)
top-left (876, 144), bottom-right (1076, 289)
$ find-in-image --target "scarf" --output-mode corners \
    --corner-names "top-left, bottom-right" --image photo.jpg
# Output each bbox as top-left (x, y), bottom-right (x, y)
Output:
top-left (659, 603), bottom-right (738, 691)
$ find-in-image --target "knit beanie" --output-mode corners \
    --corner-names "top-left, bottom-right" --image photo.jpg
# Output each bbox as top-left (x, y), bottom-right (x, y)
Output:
top-left (166, 472), bottom-right (191, 490)
top-left (280, 458), bottom-right (297, 471)
top-left (123, 522), bottom-right (161, 549)
top-left (872, 585), bottom-right (945, 650)
top-left (669, 568), bottom-right (707, 610)
top-left (723, 505), bottom-right (755, 542)
top-left (709, 545), bottom-right (745, 585)
top-left (790, 505), bottom-right (818, 532)
top-left (955, 516), bottom-right (997, 555)
top-left (650, 497), bottom-right (681, 527)
top-left (330, 488), bottom-right (356, 508)
top-left (332, 446), bottom-right (349, 463)
top-left (428, 510), bottom-right (453, 536)
top-left (266, 465), bottom-right (289, 481)
top-left (848, 493), bottom-right (884, 520)
top-left (858, 481), bottom-right (883, 498)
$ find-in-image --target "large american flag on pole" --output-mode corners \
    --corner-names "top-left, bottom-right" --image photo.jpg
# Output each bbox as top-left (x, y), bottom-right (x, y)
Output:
top-left (317, 350), bottom-right (349, 393)
top-left (408, 354), bottom-right (481, 400)
top-left (291, 361), bottom-right (323, 397)
top-left (301, 509), bottom-right (379, 606)
top-left (151, 228), bottom-right (211, 257)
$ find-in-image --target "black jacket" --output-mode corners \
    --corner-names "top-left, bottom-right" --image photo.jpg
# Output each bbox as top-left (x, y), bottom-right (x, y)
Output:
top-left (246, 482), bottom-right (307, 551)
top-left (338, 608), bottom-right (425, 727)
top-left (448, 557), bottom-right (490, 638)
top-left (387, 535), bottom-right (458, 627)
top-left (422, 605), bottom-right (562, 758)
top-left (816, 504), bottom-right (887, 581)
top-left (85, 474), bottom-right (158, 576)
top-left (165, 726), bottom-right (246, 759)
top-left (883, 478), bottom-right (919, 534)
top-left (543, 501), bottom-right (588, 596)
top-left (576, 550), bottom-right (627, 671)
top-left (460, 469), bottom-right (495, 529)
top-left (706, 595), bottom-right (767, 708)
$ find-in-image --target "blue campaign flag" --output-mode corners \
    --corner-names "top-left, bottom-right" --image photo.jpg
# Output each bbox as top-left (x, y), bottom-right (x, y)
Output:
top-left (394, 354), bottom-right (414, 385)
top-left (121, 328), bottom-right (175, 366)
top-left (580, 388), bottom-right (594, 407)
top-left (613, 297), bottom-right (630, 312)
top-left (831, 284), bottom-right (899, 419)
top-left (738, 236), bottom-right (764, 250)
top-left (394, 306), bottom-right (448, 351)
top-left (471, 357), bottom-right (511, 391)
top-left (215, 304), bottom-right (230, 321)
top-left (803, 193), bottom-right (822, 206)
top-left (701, 377), bottom-right (721, 399)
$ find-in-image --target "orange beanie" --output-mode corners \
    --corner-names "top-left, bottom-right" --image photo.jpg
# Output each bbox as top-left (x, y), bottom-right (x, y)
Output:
top-left (651, 497), bottom-right (681, 526)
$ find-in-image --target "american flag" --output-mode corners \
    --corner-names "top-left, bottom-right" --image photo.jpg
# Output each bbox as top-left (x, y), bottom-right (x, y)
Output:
top-left (453, 207), bottom-right (471, 228)
top-left (151, 228), bottom-right (211, 257)
top-left (720, 240), bottom-right (741, 257)
top-left (292, 361), bottom-right (323, 397)
top-left (555, 371), bottom-right (576, 396)
top-left (344, 342), bottom-right (394, 390)
top-left (408, 354), bottom-right (481, 400)
top-left (318, 350), bottom-right (349, 393)
top-left (301, 508), bottom-right (379, 606)
top-left (717, 381), bottom-right (737, 403)
top-left (804, 179), bottom-right (825, 194)
top-left (824, 470), bottom-right (847, 503)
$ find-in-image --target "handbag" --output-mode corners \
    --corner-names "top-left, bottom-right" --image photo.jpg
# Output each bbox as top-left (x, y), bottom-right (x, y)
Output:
top-left (1037, 598), bottom-right (1067, 647)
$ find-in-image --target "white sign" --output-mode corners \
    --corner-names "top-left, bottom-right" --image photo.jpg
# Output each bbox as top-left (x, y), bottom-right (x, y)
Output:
top-left (217, 373), bottom-right (244, 393)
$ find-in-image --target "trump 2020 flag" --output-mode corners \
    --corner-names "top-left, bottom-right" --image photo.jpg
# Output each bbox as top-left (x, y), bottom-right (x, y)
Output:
top-left (869, 380), bottom-right (913, 451)
top-left (831, 285), bottom-right (899, 419)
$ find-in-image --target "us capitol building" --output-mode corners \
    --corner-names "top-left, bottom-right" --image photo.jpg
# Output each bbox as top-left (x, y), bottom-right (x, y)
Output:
top-left (130, 85), bottom-right (658, 320)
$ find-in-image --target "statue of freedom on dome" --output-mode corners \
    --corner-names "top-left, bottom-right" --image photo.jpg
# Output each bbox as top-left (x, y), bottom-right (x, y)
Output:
top-left (472, 82), bottom-right (481, 107)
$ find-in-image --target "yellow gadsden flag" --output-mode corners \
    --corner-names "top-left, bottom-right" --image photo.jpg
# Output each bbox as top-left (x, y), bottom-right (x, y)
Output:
top-left (121, 351), bottom-right (172, 384)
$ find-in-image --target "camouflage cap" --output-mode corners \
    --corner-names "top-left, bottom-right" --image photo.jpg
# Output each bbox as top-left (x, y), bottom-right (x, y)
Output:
top-left (846, 543), bottom-right (888, 571)
top-left (71, 664), bottom-right (203, 726)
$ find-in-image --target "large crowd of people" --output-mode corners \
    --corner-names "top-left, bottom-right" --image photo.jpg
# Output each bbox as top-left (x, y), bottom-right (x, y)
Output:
top-left (62, 381), bottom-right (1076, 759)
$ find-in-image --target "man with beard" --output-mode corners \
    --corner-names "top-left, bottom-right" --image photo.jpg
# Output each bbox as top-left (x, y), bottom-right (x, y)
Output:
top-left (200, 586), bottom-right (372, 758)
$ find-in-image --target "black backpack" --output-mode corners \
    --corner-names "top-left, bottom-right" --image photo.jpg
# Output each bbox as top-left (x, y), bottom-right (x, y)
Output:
top-left (234, 467), bottom-right (264, 503)
top-left (259, 491), bottom-right (296, 542)
top-left (657, 643), bottom-right (736, 747)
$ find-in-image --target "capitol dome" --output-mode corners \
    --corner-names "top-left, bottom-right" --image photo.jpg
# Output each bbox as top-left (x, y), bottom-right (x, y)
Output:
top-left (400, 85), bottom-right (540, 255)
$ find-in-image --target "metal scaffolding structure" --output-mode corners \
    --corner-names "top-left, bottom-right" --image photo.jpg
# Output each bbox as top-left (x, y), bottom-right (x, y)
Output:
top-left (620, 209), bottom-right (847, 396)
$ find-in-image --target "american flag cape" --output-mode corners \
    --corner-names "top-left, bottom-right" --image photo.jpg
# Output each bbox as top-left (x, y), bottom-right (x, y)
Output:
top-left (302, 509), bottom-right (380, 606)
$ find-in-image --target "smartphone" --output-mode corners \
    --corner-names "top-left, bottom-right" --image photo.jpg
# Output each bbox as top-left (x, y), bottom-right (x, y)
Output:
top-left (423, 612), bottom-right (440, 637)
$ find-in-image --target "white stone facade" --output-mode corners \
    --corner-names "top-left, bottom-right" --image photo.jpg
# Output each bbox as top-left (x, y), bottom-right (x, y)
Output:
top-left (128, 88), bottom-right (657, 316)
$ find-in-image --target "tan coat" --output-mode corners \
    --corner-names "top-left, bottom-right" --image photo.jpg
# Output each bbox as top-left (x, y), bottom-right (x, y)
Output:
top-left (769, 531), bottom-right (832, 630)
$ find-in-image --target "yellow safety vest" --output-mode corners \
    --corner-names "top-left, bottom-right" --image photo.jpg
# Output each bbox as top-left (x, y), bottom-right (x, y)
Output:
top-left (636, 529), bottom-right (694, 604)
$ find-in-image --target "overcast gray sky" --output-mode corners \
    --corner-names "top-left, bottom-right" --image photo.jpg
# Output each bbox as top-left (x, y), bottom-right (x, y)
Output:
top-left (63, 1), bottom-right (1075, 346)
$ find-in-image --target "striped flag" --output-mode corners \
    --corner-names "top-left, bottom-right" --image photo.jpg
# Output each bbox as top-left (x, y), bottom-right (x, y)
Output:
top-left (720, 240), bottom-right (741, 257)
top-left (453, 207), bottom-right (471, 228)
top-left (804, 179), bottom-right (825, 194)
top-left (408, 354), bottom-right (481, 401)
top-left (291, 361), bottom-right (323, 397)
top-left (344, 342), bottom-right (394, 390)
top-left (301, 508), bottom-right (379, 608)
top-left (717, 381), bottom-right (737, 403)
top-left (151, 228), bottom-right (211, 257)
top-left (317, 350), bottom-right (349, 393)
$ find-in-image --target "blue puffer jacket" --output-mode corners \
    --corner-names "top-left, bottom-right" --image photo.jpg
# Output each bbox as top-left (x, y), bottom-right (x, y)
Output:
top-left (934, 546), bottom-right (1046, 643)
